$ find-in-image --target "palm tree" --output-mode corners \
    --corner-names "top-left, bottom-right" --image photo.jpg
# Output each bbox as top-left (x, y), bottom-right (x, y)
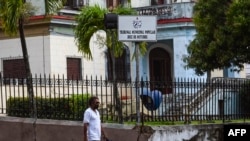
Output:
top-left (0, 0), bottom-right (64, 119)
top-left (75, 4), bottom-right (147, 123)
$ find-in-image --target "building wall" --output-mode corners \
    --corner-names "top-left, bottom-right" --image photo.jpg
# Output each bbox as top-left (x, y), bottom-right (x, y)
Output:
top-left (0, 32), bottom-right (108, 78)
top-left (156, 22), bottom-right (205, 78)
top-left (88, 0), bottom-right (106, 8)
top-left (0, 37), bottom-right (46, 75)
top-left (1, 1), bottom-right (249, 79)
top-left (131, 0), bottom-right (151, 7)
top-left (45, 32), bottom-right (107, 77)
top-left (1, 20), bottom-right (245, 79)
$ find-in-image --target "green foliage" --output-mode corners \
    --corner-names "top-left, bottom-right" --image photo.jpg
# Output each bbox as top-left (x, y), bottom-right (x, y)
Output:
top-left (184, 0), bottom-right (231, 75)
top-left (112, 5), bottom-right (137, 15)
top-left (7, 97), bottom-right (30, 117)
top-left (74, 5), bottom-right (108, 59)
top-left (0, 0), bottom-right (63, 36)
top-left (226, 0), bottom-right (250, 67)
top-left (0, 0), bottom-right (24, 36)
top-left (184, 0), bottom-right (250, 75)
top-left (74, 4), bottom-right (147, 60)
top-left (69, 94), bottom-right (89, 119)
top-left (44, 0), bottom-right (65, 15)
top-left (6, 94), bottom-right (90, 120)
top-left (35, 97), bottom-right (73, 119)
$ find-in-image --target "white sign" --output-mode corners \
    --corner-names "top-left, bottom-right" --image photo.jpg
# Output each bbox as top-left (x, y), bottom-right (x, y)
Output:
top-left (118, 15), bottom-right (157, 42)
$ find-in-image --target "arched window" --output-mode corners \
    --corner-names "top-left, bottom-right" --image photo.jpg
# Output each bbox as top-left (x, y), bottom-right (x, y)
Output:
top-left (106, 45), bottom-right (131, 81)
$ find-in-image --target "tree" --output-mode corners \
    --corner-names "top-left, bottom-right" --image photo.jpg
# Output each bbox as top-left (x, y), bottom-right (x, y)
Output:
top-left (74, 4), bottom-right (146, 123)
top-left (183, 0), bottom-right (231, 77)
top-left (225, 0), bottom-right (250, 70)
top-left (0, 0), bottom-right (64, 118)
top-left (184, 0), bottom-right (250, 77)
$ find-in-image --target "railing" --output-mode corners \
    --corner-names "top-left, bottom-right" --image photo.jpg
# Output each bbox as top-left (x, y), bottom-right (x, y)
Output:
top-left (1, 74), bottom-right (250, 124)
top-left (134, 2), bottom-right (195, 20)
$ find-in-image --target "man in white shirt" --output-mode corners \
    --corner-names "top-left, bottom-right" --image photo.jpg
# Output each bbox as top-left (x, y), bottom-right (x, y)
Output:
top-left (83, 96), bottom-right (107, 141)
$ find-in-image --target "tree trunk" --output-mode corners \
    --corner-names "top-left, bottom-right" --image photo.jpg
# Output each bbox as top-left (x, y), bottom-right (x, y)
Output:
top-left (18, 17), bottom-right (36, 119)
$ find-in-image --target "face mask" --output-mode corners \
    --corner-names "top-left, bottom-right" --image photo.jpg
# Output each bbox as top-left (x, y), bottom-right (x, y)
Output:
top-left (93, 101), bottom-right (100, 109)
top-left (94, 104), bottom-right (99, 109)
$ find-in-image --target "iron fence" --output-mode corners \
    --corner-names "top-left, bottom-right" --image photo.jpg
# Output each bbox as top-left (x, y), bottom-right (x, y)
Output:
top-left (1, 74), bottom-right (250, 124)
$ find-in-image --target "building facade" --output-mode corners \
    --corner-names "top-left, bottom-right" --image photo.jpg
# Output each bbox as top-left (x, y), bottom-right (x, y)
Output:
top-left (0, 0), bottom-right (247, 90)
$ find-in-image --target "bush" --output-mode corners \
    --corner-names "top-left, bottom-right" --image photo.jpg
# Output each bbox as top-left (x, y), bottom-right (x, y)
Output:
top-left (7, 97), bottom-right (30, 117)
top-left (6, 94), bottom-right (90, 121)
top-left (69, 94), bottom-right (89, 120)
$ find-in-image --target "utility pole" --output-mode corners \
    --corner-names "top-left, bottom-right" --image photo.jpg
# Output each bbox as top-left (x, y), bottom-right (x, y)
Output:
top-left (135, 42), bottom-right (141, 125)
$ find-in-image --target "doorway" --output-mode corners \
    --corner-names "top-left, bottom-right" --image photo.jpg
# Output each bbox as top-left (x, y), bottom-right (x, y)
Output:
top-left (149, 48), bottom-right (172, 94)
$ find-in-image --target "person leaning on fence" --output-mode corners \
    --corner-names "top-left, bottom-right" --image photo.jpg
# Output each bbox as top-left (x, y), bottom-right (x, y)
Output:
top-left (83, 96), bottom-right (109, 141)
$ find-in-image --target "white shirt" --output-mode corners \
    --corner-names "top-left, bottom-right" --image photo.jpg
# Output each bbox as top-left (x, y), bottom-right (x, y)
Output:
top-left (83, 108), bottom-right (101, 140)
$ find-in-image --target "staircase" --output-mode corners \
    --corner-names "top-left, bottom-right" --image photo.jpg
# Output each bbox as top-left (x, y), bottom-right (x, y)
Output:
top-left (163, 77), bottom-right (246, 121)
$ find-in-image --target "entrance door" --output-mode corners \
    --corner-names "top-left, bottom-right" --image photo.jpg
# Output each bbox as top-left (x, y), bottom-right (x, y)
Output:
top-left (149, 48), bottom-right (172, 94)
